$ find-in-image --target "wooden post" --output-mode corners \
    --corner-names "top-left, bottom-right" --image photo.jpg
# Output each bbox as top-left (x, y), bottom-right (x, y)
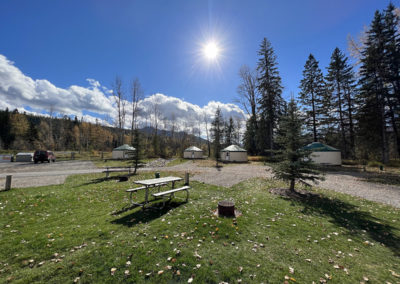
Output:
top-left (184, 172), bottom-right (189, 185)
top-left (5, 175), bottom-right (12, 191)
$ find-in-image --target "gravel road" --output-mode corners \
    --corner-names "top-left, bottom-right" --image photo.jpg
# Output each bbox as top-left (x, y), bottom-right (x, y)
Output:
top-left (1, 160), bottom-right (399, 208)
top-left (0, 161), bottom-right (102, 188)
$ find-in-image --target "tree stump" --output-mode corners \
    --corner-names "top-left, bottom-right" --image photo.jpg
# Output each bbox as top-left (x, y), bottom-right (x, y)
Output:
top-left (218, 200), bottom-right (235, 217)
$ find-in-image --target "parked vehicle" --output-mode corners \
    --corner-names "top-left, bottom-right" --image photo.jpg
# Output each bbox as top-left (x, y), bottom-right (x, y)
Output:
top-left (34, 150), bottom-right (56, 163)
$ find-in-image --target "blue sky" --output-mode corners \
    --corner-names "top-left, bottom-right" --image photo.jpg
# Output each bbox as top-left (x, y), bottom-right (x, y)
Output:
top-left (0, 0), bottom-right (396, 126)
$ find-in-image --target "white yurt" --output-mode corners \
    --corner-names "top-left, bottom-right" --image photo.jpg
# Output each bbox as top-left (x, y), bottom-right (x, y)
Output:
top-left (16, 152), bottom-right (33, 162)
top-left (183, 146), bottom-right (203, 159)
top-left (112, 144), bottom-right (136, 159)
top-left (304, 142), bottom-right (341, 165)
top-left (220, 145), bottom-right (248, 162)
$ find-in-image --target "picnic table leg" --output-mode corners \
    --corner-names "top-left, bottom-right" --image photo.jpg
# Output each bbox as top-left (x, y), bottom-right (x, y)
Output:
top-left (143, 186), bottom-right (149, 210)
top-left (172, 181), bottom-right (175, 189)
top-left (106, 167), bottom-right (109, 178)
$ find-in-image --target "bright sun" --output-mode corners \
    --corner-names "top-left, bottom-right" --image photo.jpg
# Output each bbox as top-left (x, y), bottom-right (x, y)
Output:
top-left (203, 42), bottom-right (220, 60)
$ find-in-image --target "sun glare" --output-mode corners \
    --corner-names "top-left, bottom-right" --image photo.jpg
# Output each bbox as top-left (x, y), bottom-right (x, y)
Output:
top-left (203, 42), bottom-right (220, 60)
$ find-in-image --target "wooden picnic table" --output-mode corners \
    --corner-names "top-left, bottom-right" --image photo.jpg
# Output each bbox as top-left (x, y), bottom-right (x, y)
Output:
top-left (129, 176), bottom-right (183, 208)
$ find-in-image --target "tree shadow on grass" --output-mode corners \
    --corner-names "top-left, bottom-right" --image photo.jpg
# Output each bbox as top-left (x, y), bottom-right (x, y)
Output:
top-left (286, 192), bottom-right (400, 257)
top-left (111, 201), bottom-right (186, 227)
top-left (75, 174), bottom-right (135, 187)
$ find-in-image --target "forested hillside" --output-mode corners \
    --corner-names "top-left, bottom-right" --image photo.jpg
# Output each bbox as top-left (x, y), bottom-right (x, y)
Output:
top-left (0, 108), bottom-right (240, 158)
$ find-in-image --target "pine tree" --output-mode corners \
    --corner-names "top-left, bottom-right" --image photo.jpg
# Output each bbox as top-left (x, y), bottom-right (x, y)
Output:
top-left (358, 10), bottom-right (390, 163)
top-left (299, 54), bottom-right (326, 142)
top-left (382, 4), bottom-right (400, 156)
top-left (256, 37), bottom-right (284, 153)
top-left (0, 108), bottom-right (14, 149)
top-left (132, 128), bottom-right (143, 174)
top-left (244, 116), bottom-right (258, 155)
top-left (224, 117), bottom-right (235, 146)
top-left (273, 99), bottom-right (322, 192)
top-left (326, 48), bottom-right (357, 158)
top-left (211, 107), bottom-right (223, 167)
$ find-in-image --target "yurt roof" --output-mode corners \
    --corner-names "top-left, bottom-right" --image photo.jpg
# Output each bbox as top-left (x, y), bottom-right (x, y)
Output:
top-left (303, 142), bottom-right (340, 152)
top-left (113, 144), bottom-right (136, 151)
top-left (221, 145), bottom-right (247, 152)
top-left (184, 146), bottom-right (203, 152)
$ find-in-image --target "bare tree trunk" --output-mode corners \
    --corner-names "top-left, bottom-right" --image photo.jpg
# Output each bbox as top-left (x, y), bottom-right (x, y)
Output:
top-left (336, 83), bottom-right (347, 158)
top-left (289, 179), bottom-right (295, 192)
top-left (204, 113), bottom-right (211, 157)
top-left (130, 78), bottom-right (143, 145)
top-left (112, 76), bottom-right (126, 145)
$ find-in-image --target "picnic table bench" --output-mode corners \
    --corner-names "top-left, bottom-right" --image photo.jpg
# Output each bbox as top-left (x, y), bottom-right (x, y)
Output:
top-left (152, 185), bottom-right (190, 207)
top-left (103, 167), bottom-right (133, 178)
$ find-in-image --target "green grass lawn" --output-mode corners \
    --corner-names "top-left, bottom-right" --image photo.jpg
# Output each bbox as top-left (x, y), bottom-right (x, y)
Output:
top-left (165, 158), bottom-right (188, 167)
top-left (1, 173), bottom-right (399, 283)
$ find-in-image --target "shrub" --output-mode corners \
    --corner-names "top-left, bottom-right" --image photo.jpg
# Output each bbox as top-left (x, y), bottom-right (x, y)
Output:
top-left (367, 161), bottom-right (383, 167)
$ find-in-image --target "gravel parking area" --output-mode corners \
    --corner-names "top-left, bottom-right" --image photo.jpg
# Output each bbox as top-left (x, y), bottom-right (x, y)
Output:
top-left (318, 171), bottom-right (400, 208)
top-left (0, 161), bottom-right (101, 188)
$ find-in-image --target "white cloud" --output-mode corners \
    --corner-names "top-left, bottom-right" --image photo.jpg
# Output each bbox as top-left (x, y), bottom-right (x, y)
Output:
top-left (0, 54), bottom-right (114, 117)
top-left (0, 54), bottom-right (247, 138)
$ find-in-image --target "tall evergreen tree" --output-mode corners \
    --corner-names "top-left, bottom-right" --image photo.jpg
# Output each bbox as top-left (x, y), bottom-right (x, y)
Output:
top-left (299, 54), bottom-right (326, 142)
top-left (244, 116), bottom-right (258, 155)
top-left (358, 10), bottom-right (390, 163)
top-left (382, 3), bottom-right (400, 156)
top-left (211, 107), bottom-right (223, 167)
top-left (132, 128), bottom-right (143, 174)
top-left (273, 99), bottom-right (322, 192)
top-left (0, 108), bottom-right (14, 149)
top-left (326, 48), bottom-right (357, 158)
top-left (256, 37), bottom-right (284, 154)
top-left (224, 117), bottom-right (235, 146)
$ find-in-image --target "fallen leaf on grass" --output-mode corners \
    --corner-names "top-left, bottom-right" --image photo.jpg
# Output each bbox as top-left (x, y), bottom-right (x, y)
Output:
top-left (188, 277), bottom-right (193, 283)
top-left (324, 274), bottom-right (332, 280)
top-left (110, 268), bottom-right (117, 275)
top-left (289, 267), bottom-right (294, 274)
top-left (389, 269), bottom-right (400, 278)
top-left (158, 270), bottom-right (164, 275)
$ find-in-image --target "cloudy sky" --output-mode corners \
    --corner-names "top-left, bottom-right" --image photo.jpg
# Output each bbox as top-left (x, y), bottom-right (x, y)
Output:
top-left (0, 0), bottom-right (394, 132)
top-left (0, 54), bottom-right (245, 135)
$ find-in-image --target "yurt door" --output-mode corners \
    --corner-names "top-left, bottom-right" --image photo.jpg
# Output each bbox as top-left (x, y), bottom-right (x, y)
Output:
top-left (226, 152), bottom-right (230, 161)
top-left (191, 152), bottom-right (194, 159)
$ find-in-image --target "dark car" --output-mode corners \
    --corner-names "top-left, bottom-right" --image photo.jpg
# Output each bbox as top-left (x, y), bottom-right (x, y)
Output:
top-left (34, 150), bottom-right (56, 163)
